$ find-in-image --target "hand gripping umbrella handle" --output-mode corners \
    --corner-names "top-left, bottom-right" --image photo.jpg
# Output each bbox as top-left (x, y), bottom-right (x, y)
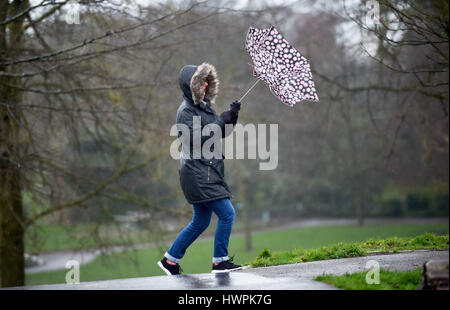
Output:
top-left (238, 78), bottom-right (261, 103)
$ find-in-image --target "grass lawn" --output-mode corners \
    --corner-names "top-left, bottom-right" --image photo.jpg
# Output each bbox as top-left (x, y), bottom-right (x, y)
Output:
top-left (25, 219), bottom-right (263, 253)
top-left (25, 223), bottom-right (174, 253)
top-left (25, 222), bottom-right (449, 286)
top-left (315, 268), bottom-right (423, 290)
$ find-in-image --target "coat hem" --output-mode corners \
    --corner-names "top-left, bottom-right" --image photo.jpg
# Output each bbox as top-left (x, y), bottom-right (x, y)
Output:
top-left (187, 194), bottom-right (233, 205)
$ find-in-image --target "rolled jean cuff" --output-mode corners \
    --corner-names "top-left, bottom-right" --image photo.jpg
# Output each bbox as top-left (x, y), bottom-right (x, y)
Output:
top-left (212, 256), bottom-right (229, 263)
top-left (165, 252), bottom-right (181, 264)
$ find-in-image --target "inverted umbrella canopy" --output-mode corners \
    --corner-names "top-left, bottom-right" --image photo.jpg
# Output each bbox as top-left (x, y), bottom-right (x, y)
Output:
top-left (243, 25), bottom-right (319, 106)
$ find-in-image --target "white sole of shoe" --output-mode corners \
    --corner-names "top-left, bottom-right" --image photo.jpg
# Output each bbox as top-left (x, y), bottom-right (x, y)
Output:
top-left (157, 261), bottom-right (174, 276)
top-left (211, 265), bottom-right (250, 273)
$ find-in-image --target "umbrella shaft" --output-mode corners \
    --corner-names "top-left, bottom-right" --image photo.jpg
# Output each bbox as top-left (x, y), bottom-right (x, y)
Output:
top-left (239, 78), bottom-right (261, 103)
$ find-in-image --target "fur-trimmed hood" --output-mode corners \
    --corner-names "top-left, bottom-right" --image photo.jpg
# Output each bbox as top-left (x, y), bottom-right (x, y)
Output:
top-left (178, 63), bottom-right (219, 105)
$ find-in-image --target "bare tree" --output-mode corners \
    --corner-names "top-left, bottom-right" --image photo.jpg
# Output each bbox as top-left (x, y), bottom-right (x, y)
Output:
top-left (0, 0), bottom-right (226, 287)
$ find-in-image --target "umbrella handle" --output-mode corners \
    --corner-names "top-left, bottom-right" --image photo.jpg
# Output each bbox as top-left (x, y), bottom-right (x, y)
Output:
top-left (238, 78), bottom-right (261, 103)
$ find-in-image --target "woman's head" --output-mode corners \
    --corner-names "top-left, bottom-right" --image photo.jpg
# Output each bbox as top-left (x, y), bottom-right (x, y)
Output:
top-left (179, 62), bottom-right (219, 105)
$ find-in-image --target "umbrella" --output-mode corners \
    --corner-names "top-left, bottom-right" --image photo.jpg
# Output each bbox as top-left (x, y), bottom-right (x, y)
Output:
top-left (239, 25), bottom-right (319, 107)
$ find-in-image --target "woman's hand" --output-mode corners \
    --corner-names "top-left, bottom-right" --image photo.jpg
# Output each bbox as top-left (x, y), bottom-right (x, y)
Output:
top-left (230, 101), bottom-right (241, 113)
top-left (219, 101), bottom-right (241, 126)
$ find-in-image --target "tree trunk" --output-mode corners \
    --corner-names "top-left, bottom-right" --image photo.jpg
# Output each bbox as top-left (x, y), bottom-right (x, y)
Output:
top-left (0, 0), bottom-right (28, 287)
top-left (235, 162), bottom-right (252, 251)
top-left (342, 103), bottom-right (365, 226)
top-left (243, 202), bottom-right (252, 251)
top-left (0, 162), bottom-right (25, 287)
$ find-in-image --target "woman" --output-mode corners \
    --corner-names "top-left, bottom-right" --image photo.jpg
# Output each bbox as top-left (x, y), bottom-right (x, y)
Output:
top-left (157, 63), bottom-right (243, 275)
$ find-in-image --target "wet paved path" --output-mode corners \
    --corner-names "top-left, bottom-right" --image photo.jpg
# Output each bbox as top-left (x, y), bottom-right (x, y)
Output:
top-left (9, 250), bottom-right (448, 290)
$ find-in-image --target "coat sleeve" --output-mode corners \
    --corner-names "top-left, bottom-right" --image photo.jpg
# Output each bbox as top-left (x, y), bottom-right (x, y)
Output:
top-left (218, 113), bottom-right (235, 138)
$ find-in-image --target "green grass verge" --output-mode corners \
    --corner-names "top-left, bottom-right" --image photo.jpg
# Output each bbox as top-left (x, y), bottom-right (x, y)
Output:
top-left (250, 233), bottom-right (449, 267)
top-left (315, 268), bottom-right (423, 290)
top-left (25, 223), bottom-right (449, 286)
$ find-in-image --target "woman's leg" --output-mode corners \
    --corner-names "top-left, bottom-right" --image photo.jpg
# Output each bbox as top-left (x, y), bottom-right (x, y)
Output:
top-left (165, 203), bottom-right (212, 263)
top-left (205, 198), bottom-right (235, 264)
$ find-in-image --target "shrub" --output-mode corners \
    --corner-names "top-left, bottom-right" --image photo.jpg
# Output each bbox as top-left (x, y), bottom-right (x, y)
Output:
top-left (374, 182), bottom-right (449, 217)
top-left (374, 186), bottom-right (406, 217)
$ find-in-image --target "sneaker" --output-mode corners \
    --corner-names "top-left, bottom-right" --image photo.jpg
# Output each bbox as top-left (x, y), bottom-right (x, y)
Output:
top-left (157, 257), bottom-right (182, 275)
top-left (211, 256), bottom-right (243, 273)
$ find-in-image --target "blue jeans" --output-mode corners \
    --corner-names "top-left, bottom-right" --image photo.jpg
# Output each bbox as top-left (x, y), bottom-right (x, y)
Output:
top-left (165, 198), bottom-right (235, 264)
